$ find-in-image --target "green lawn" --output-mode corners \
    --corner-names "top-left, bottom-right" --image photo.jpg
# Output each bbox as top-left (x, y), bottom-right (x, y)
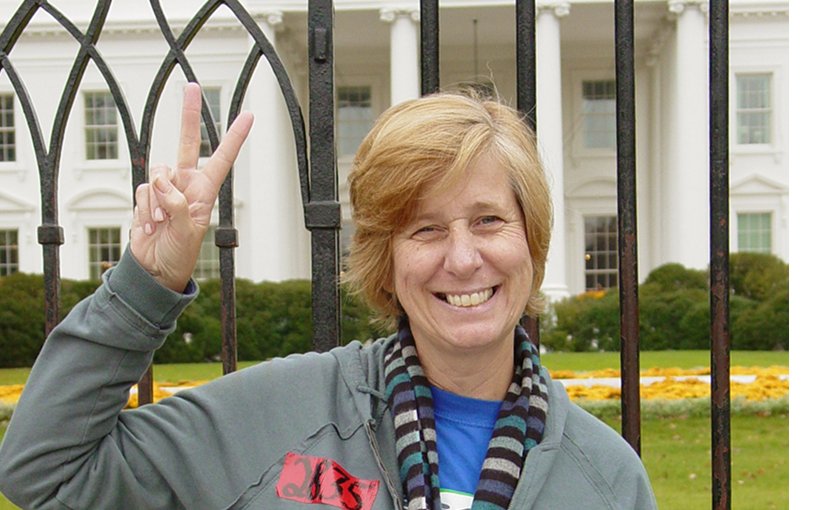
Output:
top-left (0, 350), bottom-right (788, 386)
top-left (603, 413), bottom-right (789, 510)
top-left (542, 349), bottom-right (789, 372)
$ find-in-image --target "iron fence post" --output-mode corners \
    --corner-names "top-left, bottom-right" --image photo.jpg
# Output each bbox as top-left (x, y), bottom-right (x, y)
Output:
top-left (614, 0), bottom-right (642, 456)
top-left (709, 0), bottom-right (732, 508)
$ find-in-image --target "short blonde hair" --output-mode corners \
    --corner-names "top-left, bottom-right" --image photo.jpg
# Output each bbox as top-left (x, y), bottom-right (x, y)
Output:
top-left (343, 92), bottom-right (552, 328)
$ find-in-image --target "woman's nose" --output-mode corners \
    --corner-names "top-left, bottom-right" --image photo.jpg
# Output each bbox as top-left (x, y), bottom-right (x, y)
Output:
top-left (443, 229), bottom-right (483, 277)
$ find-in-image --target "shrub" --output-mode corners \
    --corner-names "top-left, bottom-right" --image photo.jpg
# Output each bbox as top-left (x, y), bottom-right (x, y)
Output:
top-left (541, 290), bottom-right (620, 352)
top-left (638, 285), bottom-right (707, 350)
top-left (0, 274), bottom-right (380, 367)
top-left (0, 273), bottom-right (46, 368)
top-left (729, 252), bottom-right (788, 302)
top-left (733, 288), bottom-right (789, 350)
top-left (643, 263), bottom-right (707, 290)
top-left (544, 257), bottom-right (788, 352)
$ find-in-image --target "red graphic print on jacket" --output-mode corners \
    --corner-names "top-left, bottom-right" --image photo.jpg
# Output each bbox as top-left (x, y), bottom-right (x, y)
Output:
top-left (276, 452), bottom-right (380, 510)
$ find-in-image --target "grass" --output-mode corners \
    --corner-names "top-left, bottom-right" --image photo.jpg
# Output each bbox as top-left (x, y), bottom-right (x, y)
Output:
top-left (541, 349), bottom-right (789, 372)
top-left (0, 361), bottom-right (263, 386)
top-left (0, 350), bottom-right (788, 386)
top-left (601, 412), bottom-right (789, 510)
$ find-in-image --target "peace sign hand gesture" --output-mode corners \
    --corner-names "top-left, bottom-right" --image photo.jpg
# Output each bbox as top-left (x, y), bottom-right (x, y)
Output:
top-left (130, 83), bottom-right (254, 292)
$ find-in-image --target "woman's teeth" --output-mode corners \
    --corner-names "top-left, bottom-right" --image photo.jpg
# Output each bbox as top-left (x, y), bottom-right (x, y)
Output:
top-left (445, 288), bottom-right (493, 307)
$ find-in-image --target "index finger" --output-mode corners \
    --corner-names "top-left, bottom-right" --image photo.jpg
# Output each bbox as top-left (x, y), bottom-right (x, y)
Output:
top-left (177, 82), bottom-right (203, 170)
top-left (201, 111), bottom-right (254, 187)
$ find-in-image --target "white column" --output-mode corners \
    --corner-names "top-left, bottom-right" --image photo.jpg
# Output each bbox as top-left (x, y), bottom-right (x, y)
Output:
top-left (644, 24), bottom-right (671, 271)
top-left (241, 12), bottom-right (309, 281)
top-left (663, 0), bottom-right (709, 269)
top-left (380, 8), bottom-right (420, 104)
top-left (536, 2), bottom-right (570, 301)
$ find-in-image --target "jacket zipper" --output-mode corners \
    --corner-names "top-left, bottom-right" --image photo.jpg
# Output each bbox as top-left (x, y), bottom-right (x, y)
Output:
top-left (366, 418), bottom-right (405, 510)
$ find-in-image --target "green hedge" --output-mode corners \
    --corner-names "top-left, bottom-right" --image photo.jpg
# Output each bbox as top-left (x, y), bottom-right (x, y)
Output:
top-left (541, 253), bottom-right (789, 352)
top-left (0, 252), bottom-right (789, 367)
top-left (0, 275), bottom-right (385, 368)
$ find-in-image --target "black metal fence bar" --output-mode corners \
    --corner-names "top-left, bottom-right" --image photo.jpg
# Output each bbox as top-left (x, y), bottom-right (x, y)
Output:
top-left (515, 1), bottom-right (536, 132)
top-left (420, 0), bottom-right (439, 95)
top-left (709, 0), bottom-right (731, 508)
top-left (514, 1), bottom-right (540, 345)
top-left (307, 0), bottom-right (341, 352)
top-left (613, 0), bottom-right (642, 456)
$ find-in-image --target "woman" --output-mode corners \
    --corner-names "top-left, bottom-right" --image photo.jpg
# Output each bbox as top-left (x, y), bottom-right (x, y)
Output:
top-left (0, 84), bottom-right (656, 509)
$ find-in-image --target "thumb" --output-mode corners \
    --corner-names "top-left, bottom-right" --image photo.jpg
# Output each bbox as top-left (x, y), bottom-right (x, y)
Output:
top-left (153, 174), bottom-right (191, 224)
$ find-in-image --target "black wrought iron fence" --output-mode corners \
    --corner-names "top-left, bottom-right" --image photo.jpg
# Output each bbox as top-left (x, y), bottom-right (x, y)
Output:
top-left (0, 1), bottom-right (732, 508)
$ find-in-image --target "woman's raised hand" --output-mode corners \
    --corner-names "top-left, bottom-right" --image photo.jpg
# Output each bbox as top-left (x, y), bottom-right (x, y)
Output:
top-left (130, 83), bottom-right (254, 292)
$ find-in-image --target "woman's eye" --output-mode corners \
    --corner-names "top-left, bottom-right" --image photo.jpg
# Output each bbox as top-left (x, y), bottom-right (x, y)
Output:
top-left (478, 215), bottom-right (503, 226)
top-left (412, 225), bottom-right (440, 238)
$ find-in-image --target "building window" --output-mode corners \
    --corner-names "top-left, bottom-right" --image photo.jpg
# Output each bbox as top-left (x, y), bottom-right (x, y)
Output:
top-left (737, 212), bottom-right (772, 253)
top-left (84, 91), bottom-right (119, 160)
top-left (581, 80), bottom-right (616, 150)
top-left (0, 94), bottom-right (15, 162)
top-left (199, 87), bottom-right (222, 157)
top-left (88, 227), bottom-right (121, 278)
top-left (193, 226), bottom-right (220, 280)
top-left (736, 73), bottom-right (772, 144)
top-left (336, 86), bottom-right (373, 156)
top-left (0, 229), bottom-right (19, 276)
top-left (584, 216), bottom-right (618, 290)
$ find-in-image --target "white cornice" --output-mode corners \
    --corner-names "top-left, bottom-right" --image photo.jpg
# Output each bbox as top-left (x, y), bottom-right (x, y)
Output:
top-left (730, 1), bottom-right (789, 18)
top-left (3, 0), bottom-right (788, 38)
top-left (13, 18), bottom-right (248, 39)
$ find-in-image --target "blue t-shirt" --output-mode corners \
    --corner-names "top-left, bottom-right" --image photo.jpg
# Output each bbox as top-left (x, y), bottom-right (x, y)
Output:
top-left (431, 386), bottom-right (502, 509)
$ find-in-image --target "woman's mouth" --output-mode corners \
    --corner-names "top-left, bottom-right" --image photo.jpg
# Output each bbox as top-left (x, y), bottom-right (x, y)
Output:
top-left (437, 287), bottom-right (496, 308)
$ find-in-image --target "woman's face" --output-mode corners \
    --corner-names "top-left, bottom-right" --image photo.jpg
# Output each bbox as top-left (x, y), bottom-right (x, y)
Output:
top-left (390, 154), bottom-right (534, 357)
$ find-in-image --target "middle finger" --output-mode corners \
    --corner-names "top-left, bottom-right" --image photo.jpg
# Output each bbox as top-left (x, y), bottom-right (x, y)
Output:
top-left (177, 82), bottom-right (203, 171)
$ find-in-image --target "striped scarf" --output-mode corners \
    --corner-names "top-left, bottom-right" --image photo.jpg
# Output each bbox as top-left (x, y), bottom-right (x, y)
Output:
top-left (384, 317), bottom-right (549, 510)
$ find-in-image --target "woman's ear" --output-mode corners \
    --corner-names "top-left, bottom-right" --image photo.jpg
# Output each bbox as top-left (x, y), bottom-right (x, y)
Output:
top-left (382, 275), bottom-right (394, 295)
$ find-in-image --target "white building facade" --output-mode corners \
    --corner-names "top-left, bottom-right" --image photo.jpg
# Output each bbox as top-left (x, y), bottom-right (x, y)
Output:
top-left (0, 0), bottom-right (789, 299)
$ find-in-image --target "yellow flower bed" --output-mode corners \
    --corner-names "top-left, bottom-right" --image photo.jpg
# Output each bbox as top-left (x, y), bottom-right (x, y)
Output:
top-left (0, 384), bottom-right (25, 404)
top-left (125, 384), bottom-right (174, 409)
top-left (0, 369), bottom-right (788, 406)
top-left (549, 365), bottom-right (788, 380)
top-left (0, 383), bottom-right (173, 408)
top-left (562, 374), bottom-right (788, 402)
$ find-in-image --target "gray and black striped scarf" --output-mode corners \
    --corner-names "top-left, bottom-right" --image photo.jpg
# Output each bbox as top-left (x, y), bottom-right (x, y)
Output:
top-left (384, 316), bottom-right (549, 510)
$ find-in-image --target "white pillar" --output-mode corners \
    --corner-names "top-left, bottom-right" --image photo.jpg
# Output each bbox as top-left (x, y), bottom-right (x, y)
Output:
top-left (537, 2), bottom-right (570, 301)
top-left (242, 12), bottom-right (309, 281)
top-left (644, 24), bottom-right (671, 272)
top-left (663, 0), bottom-right (709, 269)
top-left (380, 8), bottom-right (420, 104)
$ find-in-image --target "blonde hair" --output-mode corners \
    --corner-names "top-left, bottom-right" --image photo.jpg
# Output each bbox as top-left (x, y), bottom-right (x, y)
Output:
top-left (343, 92), bottom-right (552, 328)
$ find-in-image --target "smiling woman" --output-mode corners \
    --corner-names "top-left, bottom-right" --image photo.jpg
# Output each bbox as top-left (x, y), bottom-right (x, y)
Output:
top-left (0, 88), bottom-right (656, 510)
top-left (389, 155), bottom-right (534, 399)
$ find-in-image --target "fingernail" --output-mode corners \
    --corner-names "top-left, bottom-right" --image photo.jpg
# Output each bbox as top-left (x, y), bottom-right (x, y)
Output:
top-left (144, 223), bottom-right (154, 236)
top-left (154, 207), bottom-right (164, 222)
